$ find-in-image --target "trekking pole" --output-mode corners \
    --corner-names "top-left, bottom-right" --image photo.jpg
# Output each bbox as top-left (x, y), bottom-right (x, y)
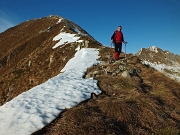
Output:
top-left (125, 43), bottom-right (126, 60)
top-left (124, 42), bottom-right (127, 62)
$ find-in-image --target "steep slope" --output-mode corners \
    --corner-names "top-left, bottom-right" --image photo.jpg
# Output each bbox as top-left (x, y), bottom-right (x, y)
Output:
top-left (33, 47), bottom-right (180, 135)
top-left (0, 15), bottom-right (102, 105)
top-left (137, 46), bottom-right (180, 81)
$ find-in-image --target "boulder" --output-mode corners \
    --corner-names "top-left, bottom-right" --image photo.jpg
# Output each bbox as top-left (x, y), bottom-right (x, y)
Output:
top-left (93, 71), bottom-right (99, 75)
top-left (121, 71), bottom-right (130, 78)
top-left (119, 64), bottom-right (127, 71)
top-left (85, 74), bottom-right (93, 79)
top-left (128, 68), bottom-right (137, 76)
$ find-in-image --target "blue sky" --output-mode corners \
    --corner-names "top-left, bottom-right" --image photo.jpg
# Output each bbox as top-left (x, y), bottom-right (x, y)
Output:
top-left (0, 0), bottom-right (180, 54)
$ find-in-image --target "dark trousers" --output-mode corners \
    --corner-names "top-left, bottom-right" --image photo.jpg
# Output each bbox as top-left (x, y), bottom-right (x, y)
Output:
top-left (114, 42), bottom-right (122, 55)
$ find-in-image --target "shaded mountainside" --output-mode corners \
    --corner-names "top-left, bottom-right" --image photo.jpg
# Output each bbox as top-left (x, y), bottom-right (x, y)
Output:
top-left (0, 15), bottom-right (102, 105)
top-left (0, 16), bottom-right (180, 135)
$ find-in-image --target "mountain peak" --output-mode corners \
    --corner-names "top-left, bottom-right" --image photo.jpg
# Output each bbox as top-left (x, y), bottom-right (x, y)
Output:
top-left (149, 46), bottom-right (158, 53)
top-left (137, 46), bottom-right (180, 82)
top-left (137, 46), bottom-right (159, 56)
top-left (0, 15), bottom-right (102, 105)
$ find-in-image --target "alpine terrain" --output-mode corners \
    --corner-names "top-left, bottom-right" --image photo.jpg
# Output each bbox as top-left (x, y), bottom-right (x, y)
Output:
top-left (0, 15), bottom-right (180, 135)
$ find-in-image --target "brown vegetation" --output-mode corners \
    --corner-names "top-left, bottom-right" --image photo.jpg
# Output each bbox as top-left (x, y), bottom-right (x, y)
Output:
top-left (33, 47), bottom-right (180, 135)
top-left (0, 15), bottom-right (180, 135)
top-left (0, 15), bottom-right (100, 105)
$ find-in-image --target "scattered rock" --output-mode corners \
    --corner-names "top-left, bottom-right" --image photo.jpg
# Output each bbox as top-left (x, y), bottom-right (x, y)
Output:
top-left (119, 64), bottom-right (127, 71)
top-left (109, 59), bottom-right (115, 64)
top-left (115, 69), bottom-right (121, 74)
top-left (105, 55), bottom-right (111, 59)
top-left (93, 71), bottom-right (99, 75)
top-left (121, 71), bottom-right (130, 78)
top-left (85, 74), bottom-right (92, 79)
top-left (105, 67), bottom-right (112, 73)
top-left (128, 68), bottom-right (137, 76)
top-left (99, 61), bottom-right (106, 65)
top-left (91, 93), bottom-right (98, 99)
top-left (136, 67), bottom-right (142, 73)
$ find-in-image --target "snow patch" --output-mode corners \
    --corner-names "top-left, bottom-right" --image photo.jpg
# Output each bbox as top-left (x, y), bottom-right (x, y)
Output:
top-left (142, 60), bottom-right (180, 82)
top-left (137, 48), bottom-right (143, 55)
top-left (52, 32), bottom-right (83, 49)
top-left (0, 48), bottom-right (101, 135)
top-left (56, 18), bottom-right (63, 24)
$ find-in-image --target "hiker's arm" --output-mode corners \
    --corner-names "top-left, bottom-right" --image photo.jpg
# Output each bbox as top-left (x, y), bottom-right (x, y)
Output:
top-left (111, 32), bottom-right (115, 42)
top-left (122, 33), bottom-right (124, 42)
top-left (122, 34), bottom-right (127, 44)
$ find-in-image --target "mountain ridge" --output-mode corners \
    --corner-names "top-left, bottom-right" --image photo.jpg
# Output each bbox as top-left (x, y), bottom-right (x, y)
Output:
top-left (0, 15), bottom-right (180, 135)
top-left (0, 15), bottom-right (102, 105)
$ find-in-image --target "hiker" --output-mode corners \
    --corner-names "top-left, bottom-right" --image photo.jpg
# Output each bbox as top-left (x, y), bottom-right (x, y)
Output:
top-left (111, 26), bottom-right (127, 60)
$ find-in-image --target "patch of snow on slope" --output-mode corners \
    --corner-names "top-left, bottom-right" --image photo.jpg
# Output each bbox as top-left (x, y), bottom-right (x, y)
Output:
top-left (56, 18), bottom-right (63, 24)
top-left (0, 48), bottom-right (101, 135)
top-left (75, 46), bottom-right (81, 51)
top-left (137, 48), bottom-right (143, 55)
top-left (149, 46), bottom-right (158, 53)
top-left (52, 32), bottom-right (83, 49)
top-left (142, 60), bottom-right (180, 82)
top-left (60, 26), bottom-right (66, 32)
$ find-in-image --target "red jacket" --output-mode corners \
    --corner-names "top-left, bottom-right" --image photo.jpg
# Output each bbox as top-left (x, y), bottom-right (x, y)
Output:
top-left (111, 30), bottom-right (124, 43)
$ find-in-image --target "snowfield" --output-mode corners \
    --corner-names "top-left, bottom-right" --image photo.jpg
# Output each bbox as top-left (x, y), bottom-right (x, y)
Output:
top-left (142, 60), bottom-right (180, 82)
top-left (138, 46), bottom-right (180, 82)
top-left (52, 32), bottom-right (83, 49)
top-left (0, 48), bottom-right (101, 135)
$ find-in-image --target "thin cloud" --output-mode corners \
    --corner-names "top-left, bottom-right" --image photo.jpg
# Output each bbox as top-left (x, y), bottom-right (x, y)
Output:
top-left (0, 17), bottom-right (14, 32)
top-left (0, 10), bottom-right (16, 32)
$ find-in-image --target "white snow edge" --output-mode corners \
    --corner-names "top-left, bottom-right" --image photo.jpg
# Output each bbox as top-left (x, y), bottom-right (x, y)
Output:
top-left (52, 32), bottom-right (83, 49)
top-left (142, 60), bottom-right (180, 82)
top-left (0, 48), bottom-right (101, 135)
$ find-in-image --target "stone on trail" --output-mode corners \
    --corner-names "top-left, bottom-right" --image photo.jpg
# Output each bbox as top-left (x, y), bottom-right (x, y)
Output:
top-left (121, 71), bottom-right (130, 78)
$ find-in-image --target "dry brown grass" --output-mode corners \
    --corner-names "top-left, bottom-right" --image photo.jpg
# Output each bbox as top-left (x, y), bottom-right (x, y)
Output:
top-left (1, 17), bottom-right (180, 135)
top-left (32, 46), bottom-right (180, 135)
top-left (0, 16), bottom-right (103, 105)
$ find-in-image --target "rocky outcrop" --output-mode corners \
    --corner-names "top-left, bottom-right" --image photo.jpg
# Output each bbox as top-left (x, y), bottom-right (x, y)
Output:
top-left (84, 49), bottom-right (140, 81)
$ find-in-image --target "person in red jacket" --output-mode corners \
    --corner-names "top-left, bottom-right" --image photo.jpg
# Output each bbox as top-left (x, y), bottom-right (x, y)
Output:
top-left (111, 26), bottom-right (127, 59)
